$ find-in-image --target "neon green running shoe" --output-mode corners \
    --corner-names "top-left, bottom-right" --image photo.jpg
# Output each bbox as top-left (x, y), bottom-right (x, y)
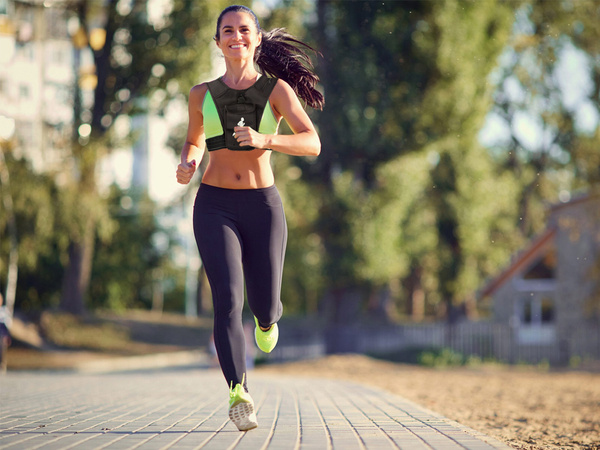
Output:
top-left (254, 316), bottom-right (279, 353)
top-left (228, 375), bottom-right (257, 431)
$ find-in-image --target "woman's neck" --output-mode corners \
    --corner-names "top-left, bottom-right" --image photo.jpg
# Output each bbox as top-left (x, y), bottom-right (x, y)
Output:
top-left (221, 60), bottom-right (260, 90)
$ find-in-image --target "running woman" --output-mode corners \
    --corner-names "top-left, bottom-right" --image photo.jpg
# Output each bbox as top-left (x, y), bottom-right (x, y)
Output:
top-left (176, 5), bottom-right (323, 431)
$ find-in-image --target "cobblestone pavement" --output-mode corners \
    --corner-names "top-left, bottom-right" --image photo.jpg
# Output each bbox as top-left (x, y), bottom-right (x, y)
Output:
top-left (0, 368), bottom-right (511, 449)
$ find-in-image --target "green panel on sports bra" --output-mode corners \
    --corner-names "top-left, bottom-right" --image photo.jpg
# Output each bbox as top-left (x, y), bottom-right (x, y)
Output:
top-left (258, 101), bottom-right (278, 135)
top-left (202, 90), bottom-right (223, 140)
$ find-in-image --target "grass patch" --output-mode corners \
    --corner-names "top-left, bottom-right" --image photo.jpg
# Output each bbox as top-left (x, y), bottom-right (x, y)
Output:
top-left (369, 346), bottom-right (491, 368)
top-left (40, 312), bottom-right (132, 352)
top-left (418, 348), bottom-right (475, 368)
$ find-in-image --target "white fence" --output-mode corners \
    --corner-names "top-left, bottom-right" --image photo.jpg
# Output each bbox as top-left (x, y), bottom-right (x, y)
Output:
top-left (262, 320), bottom-right (600, 366)
top-left (323, 321), bottom-right (600, 366)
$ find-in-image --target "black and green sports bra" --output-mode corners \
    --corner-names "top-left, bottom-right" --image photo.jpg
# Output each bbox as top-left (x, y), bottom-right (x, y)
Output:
top-left (203, 76), bottom-right (279, 151)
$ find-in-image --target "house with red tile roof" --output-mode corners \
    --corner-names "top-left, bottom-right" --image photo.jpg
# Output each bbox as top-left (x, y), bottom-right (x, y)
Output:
top-left (479, 193), bottom-right (600, 364)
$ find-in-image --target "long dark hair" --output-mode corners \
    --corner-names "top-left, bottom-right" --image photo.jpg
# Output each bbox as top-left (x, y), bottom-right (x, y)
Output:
top-left (215, 5), bottom-right (324, 110)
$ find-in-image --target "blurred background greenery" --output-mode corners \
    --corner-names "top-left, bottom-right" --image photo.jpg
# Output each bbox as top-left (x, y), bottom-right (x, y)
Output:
top-left (1, 0), bottom-right (599, 326)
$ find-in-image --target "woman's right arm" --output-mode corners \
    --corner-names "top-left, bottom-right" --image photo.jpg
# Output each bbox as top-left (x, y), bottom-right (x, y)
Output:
top-left (176, 84), bottom-right (207, 185)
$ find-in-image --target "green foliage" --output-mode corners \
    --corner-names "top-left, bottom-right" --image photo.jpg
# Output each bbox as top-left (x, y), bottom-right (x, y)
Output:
top-left (40, 311), bottom-right (130, 352)
top-left (485, 0), bottom-right (600, 237)
top-left (321, 152), bottom-right (434, 288)
top-left (261, 0), bottom-right (313, 39)
top-left (0, 155), bottom-right (182, 313)
top-left (158, 0), bottom-right (235, 91)
top-left (414, 0), bottom-right (519, 307)
top-left (54, 0), bottom-right (233, 314)
top-left (309, 0), bottom-right (519, 317)
top-left (1, 154), bottom-right (56, 271)
top-left (418, 348), bottom-right (467, 368)
top-left (370, 345), bottom-right (490, 368)
top-left (89, 185), bottom-right (175, 311)
top-left (312, 1), bottom-right (433, 183)
top-left (273, 155), bottom-right (325, 314)
top-left (0, 152), bottom-right (64, 311)
top-left (12, 0), bottom-right (599, 322)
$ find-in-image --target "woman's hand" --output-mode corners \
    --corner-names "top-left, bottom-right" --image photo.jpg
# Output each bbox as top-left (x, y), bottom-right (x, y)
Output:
top-left (234, 126), bottom-right (269, 149)
top-left (176, 160), bottom-right (197, 184)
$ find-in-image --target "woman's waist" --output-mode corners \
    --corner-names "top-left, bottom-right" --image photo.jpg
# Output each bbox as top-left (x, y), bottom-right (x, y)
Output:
top-left (195, 182), bottom-right (282, 211)
top-left (202, 161), bottom-right (274, 190)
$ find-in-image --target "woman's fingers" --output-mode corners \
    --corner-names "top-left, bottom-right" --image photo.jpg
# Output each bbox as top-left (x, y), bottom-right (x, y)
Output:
top-left (234, 127), bottom-right (263, 148)
top-left (176, 160), bottom-right (196, 184)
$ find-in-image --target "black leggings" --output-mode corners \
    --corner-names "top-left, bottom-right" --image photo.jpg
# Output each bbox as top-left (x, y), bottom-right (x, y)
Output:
top-left (193, 183), bottom-right (286, 389)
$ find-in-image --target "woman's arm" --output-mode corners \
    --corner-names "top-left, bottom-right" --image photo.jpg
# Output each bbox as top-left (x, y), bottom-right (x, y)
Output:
top-left (233, 79), bottom-right (321, 156)
top-left (177, 84), bottom-right (207, 185)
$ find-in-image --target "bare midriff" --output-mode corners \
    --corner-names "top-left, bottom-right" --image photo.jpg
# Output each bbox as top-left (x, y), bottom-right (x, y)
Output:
top-left (202, 149), bottom-right (275, 189)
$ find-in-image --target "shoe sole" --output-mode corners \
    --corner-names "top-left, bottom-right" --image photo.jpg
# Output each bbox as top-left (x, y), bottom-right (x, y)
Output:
top-left (229, 401), bottom-right (258, 431)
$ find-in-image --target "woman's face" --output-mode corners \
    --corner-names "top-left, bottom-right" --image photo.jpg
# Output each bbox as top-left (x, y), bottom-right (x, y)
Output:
top-left (216, 11), bottom-right (262, 61)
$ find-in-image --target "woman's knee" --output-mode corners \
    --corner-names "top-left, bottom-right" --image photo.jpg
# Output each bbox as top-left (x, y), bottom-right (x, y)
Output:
top-left (253, 300), bottom-right (283, 327)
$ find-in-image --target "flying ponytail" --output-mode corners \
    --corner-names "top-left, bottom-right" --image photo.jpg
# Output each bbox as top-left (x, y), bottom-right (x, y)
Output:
top-left (215, 5), bottom-right (324, 110)
top-left (256, 28), bottom-right (324, 110)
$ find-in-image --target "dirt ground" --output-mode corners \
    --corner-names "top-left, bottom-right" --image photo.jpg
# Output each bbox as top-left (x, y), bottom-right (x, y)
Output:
top-left (257, 354), bottom-right (600, 450)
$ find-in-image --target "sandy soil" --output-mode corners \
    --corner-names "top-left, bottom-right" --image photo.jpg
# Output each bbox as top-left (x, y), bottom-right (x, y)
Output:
top-left (256, 354), bottom-right (600, 450)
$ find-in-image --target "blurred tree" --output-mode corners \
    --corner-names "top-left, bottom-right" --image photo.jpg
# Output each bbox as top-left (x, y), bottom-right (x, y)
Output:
top-left (416, 0), bottom-right (521, 318)
top-left (0, 151), bottom-right (64, 312)
top-left (0, 143), bottom-right (18, 315)
top-left (483, 0), bottom-right (600, 238)
top-left (59, 0), bottom-right (230, 314)
top-left (312, 0), bottom-right (435, 322)
top-left (89, 185), bottom-right (168, 311)
top-left (312, 0), bottom-right (519, 321)
top-left (272, 156), bottom-right (325, 315)
top-left (261, 0), bottom-right (312, 37)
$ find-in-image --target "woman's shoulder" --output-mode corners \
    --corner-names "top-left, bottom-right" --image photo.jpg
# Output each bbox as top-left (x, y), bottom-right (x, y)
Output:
top-left (271, 78), bottom-right (295, 99)
top-left (272, 78), bottom-right (291, 90)
top-left (188, 83), bottom-right (210, 111)
top-left (190, 82), bottom-right (209, 98)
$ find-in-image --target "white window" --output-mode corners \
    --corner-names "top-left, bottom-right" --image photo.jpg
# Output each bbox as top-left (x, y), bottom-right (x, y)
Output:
top-left (516, 295), bottom-right (556, 344)
top-left (520, 295), bottom-right (554, 325)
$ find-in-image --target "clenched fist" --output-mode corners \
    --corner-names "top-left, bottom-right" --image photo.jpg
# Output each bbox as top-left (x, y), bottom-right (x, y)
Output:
top-left (176, 160), bottom-right (196, 185)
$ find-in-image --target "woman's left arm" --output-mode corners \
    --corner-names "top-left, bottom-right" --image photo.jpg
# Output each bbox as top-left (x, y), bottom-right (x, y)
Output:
top-left (233, 79), bottom-right (321, 156)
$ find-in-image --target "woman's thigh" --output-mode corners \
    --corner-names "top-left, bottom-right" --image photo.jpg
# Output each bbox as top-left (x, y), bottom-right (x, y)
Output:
top-left (240, 196), bottom-right (287, 319)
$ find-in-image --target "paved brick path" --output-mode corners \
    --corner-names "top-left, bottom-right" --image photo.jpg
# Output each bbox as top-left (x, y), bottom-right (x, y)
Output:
top-left (0, 368), bottom-right (510, 449)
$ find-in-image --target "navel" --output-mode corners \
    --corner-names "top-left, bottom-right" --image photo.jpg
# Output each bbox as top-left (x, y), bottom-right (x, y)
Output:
top-left (235, 173), bottom-right (241, 180)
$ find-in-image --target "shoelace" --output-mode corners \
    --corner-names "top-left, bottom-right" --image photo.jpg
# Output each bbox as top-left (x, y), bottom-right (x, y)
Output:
top-left (229, 373), bottom-right (247, 399)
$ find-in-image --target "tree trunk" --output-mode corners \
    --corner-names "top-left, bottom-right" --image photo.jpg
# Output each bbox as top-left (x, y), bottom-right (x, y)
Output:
top-left (405, 267), bottom-right (425, 322)
top-left (315, 0), bottom-right (335, 184)
top-left (60, 215), bottom-right (95, 315)
top-left (366, 285), bottom-right (393, 322)
top-left (0, 148), bottom-right (18, 316)
top-left (151, 268), bottom-right (164, 314)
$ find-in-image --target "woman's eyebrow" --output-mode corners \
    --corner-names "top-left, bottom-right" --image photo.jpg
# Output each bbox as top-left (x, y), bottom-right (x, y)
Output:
top-left (221, 24), bottom-right (251, 30)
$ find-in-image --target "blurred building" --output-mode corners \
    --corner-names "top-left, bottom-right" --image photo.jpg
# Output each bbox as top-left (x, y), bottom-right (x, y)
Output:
top-left (481, 193), bottom-right (600, 364)
top-left (0, 0), bottom-right (74, 174)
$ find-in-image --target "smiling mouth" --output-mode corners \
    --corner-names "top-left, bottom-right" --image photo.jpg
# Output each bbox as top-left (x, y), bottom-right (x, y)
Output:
top-left (230, 44), bottom-right (245, 49)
